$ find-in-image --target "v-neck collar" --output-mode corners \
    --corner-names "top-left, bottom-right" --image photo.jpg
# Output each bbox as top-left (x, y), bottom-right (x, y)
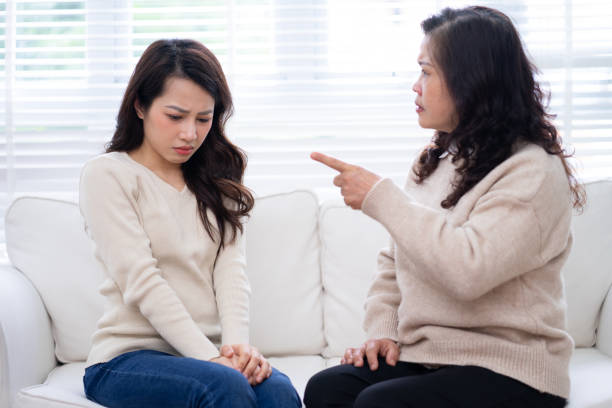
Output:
top-left (121, 152), bottom-right (189, 194)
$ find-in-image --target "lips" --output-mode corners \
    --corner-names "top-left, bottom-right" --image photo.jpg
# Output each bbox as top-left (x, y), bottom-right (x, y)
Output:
top-left (173, 146), bottom-right (193, 155)
top-left (415, 102), bottom-right (424, 113)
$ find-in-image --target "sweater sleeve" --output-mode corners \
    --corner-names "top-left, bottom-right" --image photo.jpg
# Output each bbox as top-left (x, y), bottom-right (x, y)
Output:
top-left (213, 227), bottom-right (251, 346)
top-left (361, 157), bottom-right (569, 302)
top-left (79, 158), bottom-right (220, 360)
top-left (363, 239), bottom-right (401, 340)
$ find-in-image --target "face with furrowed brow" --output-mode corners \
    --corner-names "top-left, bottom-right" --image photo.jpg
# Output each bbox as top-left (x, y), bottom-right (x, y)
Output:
top-left (132, 76), bottom-right (215, 173)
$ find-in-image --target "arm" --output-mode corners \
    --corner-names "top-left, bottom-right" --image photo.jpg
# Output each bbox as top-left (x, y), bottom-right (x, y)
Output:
top-left (363, 239), bottom-right (400, 340)
top-left (361, 157), bottom-right (571, 302)
top-left (213, 228), bottom-right (250, 346)
top-left (80, 159), bottom-right (219, 360)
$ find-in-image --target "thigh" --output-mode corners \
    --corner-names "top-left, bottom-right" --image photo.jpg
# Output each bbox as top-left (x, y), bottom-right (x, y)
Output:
top-left (303, 356), bottom-right (428, 408)
top-left (354, 365), bottom-right (567, 408)
top-left (253, 367), bottom-right (301, 408)
top-left (83, 349), bottom-right (255, 408)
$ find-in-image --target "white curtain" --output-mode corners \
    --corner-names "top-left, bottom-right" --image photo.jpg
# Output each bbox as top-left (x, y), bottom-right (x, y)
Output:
top-left (1, 0), bottom-right (611, 245)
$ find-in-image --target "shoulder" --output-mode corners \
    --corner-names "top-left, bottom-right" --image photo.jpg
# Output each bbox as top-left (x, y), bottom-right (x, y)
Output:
top-left (80, 152), bottom-right (142, 196)
top-left (485, 143), bottom-right (569, 202)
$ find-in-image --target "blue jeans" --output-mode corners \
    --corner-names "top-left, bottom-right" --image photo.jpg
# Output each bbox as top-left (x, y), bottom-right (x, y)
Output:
top-left (83, 350), bottom-right (302, 408)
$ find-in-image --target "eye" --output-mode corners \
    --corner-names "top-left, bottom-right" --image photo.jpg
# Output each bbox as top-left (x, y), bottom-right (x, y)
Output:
top-left (197, 118), bottom-right (211, 123)
top-left (167, 114), bottom-right (182, 121)
top-left (421, 69), bottom-right (429, 76)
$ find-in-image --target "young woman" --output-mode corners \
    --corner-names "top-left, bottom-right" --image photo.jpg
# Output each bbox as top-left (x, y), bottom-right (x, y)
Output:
top-left (80, 39), bottom-right (301, 408)
top-left (305, 6), bottom-right (584, 408)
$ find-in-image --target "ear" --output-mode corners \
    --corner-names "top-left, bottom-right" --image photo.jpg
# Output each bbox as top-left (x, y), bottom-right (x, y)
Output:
top-left (134, 100), bottom-right (145, 119)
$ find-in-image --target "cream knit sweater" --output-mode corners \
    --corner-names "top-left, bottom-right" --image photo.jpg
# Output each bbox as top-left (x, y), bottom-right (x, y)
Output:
top-left (80, 152), bottom-right (250, 366)
top-left (361, 143), bottom-right (574, 398)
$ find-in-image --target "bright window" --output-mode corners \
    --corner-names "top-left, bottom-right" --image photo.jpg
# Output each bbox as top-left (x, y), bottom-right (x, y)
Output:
top-left (1, 0), bottom-right (611, 246)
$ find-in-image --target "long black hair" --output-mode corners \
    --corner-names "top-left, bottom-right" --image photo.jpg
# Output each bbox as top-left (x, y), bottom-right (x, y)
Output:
top-left (107, 39), bottom-right (254, 246)
top-left (415, 6), bottom-right (585, 210)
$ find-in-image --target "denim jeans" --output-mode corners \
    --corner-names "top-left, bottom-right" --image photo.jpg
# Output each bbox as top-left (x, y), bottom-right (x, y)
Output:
top-left (83, 349), bottom-right (302, 408)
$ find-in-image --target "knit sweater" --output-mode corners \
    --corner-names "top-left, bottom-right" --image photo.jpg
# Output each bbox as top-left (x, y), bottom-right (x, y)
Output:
top-left (361, 143), bottom-right (574, 398)
top-left (79, 152), bottom-right (250, 366)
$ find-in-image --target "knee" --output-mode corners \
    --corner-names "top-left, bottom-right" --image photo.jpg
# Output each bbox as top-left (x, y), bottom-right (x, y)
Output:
top-left (194, 367), bottom-right (256, 408)
top-left (354, 386), bottom-right (385, 408)
top-left (304, 369), bottom-right (336, 407)
top-left (257, 369), bottom-right (301, 408)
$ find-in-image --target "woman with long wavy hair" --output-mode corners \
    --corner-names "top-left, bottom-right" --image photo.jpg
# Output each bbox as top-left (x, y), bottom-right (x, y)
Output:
top-left (79, 39), bottom-right (300, 408)
top-left (305, 6), bottom-right (584, 408)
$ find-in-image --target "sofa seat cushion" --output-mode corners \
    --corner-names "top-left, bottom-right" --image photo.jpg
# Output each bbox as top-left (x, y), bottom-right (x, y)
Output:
top-left (567, 348), bottom-right (612, 408)
top-left (15, 363), bottom-right (100, 408)
top-left (14, 356), bottom-right (328, 407)
top-left (12, 351), bottom-right (612, 407)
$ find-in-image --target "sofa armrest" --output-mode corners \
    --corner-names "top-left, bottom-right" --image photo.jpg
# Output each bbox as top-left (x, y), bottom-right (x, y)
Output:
top-left (597, 283), bottom-right (612, 357)
top-left (0, 264), bottom-right (57, 407)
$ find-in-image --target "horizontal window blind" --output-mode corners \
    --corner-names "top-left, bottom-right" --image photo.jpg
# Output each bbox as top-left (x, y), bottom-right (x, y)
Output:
top-left (0, 0), bottom-right (611, 247)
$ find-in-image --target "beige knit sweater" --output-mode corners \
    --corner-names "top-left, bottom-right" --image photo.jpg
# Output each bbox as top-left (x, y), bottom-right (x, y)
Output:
top-left (361, 143), bottom-right (574, 398)
top-left (80, 152), bottom-right (250, 366)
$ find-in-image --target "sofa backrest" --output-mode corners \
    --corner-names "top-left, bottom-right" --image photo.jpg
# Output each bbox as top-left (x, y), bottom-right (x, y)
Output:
top-left (5, 197), bottom-right (105, 363)
top-left (4, 180), bottom-right (612, 364)
top-left (245, 191), bottom-right (326, 356)
top-left (562, 180), bottom-right (612, 347)
top-left (4, 190), bottom-right (326, 363)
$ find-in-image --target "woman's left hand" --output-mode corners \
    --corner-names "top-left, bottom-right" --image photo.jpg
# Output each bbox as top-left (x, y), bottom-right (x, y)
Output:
top-left (221, 344), bottom-right (272, 385)
top-left (311, 152), bottom-right (381, 210)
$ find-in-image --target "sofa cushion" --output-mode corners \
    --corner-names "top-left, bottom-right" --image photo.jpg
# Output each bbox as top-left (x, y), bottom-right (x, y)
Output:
top-left (246, 190), bottom-right (326, 356)
top-left (562, 180), bottom-right (612, 347)
top-left (318, 199), bottom-right (390, 357)
top-left (318, 180), bottom-right (612, 351)
top-left (15, 356), bottom-right (326, 408)
top-left (5, 190), bottom-right (326, 364)
top-left (15, 363), bottom-right (101, 408)
top-left (567, 348), bottom-right (612, 407)
top-left (5, 197), bottom-right (105, 363)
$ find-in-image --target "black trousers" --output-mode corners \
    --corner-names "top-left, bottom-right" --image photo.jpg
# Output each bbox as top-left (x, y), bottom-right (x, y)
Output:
top-left (303, 357), bottom-right (566, 408)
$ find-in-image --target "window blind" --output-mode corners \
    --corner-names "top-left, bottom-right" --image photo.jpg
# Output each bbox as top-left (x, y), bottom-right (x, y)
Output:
top-left (1, 0), bottom-right (611, 246)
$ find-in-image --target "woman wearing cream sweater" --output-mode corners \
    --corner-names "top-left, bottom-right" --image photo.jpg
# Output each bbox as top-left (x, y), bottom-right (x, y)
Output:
top-left (80, 39), bottom-right (300, 408)
top-left (306, 6), bottom-right (584, 408)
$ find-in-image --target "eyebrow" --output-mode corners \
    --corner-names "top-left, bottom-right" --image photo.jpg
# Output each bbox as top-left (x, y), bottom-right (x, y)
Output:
top-left (164, 105), bottom-right (213, 115)
top-left (418, 60), bottom-right (432, 67)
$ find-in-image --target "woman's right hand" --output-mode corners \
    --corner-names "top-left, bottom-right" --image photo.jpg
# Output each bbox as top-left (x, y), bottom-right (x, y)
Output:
top-left (341, 338), bottom-right (399, 370)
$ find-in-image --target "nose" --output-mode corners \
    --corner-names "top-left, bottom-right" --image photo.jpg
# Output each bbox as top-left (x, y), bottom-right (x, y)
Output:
top-left (412, 78), bottom-right (421, 95)
top-left (180, 121), bottom-right (197, 141)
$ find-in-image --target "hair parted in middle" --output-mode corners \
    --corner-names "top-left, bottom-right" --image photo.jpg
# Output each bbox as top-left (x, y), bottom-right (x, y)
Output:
top-left (107, 38), bottom-right (254, 246)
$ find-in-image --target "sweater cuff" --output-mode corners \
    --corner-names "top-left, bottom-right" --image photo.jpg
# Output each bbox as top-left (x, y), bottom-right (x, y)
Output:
top-left (364, 310), bottom-right (399, 341)
top-left (196, 342), bottom-right (221, 361)
top-left (362, 178), bottom-right (414, 223)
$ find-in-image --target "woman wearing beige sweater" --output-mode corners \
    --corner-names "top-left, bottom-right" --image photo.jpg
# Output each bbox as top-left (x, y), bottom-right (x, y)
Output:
top-left (80, 39), bottom-right (300, 408)
top-left (305, 6), bottom-right (584, 408)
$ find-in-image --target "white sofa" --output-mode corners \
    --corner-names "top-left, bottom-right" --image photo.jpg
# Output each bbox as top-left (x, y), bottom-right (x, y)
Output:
top-left (1, 180), bottom-right (612, 408)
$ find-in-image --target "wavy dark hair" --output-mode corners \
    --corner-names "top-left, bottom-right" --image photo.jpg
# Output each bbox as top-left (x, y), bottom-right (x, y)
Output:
top-left (107, 39), bottom-right (254, 246)
top-left (415, 6), bottom-right (585, 210)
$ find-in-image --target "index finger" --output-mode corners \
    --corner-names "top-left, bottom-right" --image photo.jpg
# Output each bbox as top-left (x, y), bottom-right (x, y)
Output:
top-left (311, 152), bottom-right (352, 172)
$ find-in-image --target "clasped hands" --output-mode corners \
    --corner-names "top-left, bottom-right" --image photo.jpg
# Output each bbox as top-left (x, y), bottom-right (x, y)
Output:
top-left (310, 152), bottom-right (381, 210)
top-left (342, 338), bottom-right (399, 370)
top-left (210, 344), bottom-right (271, 385)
